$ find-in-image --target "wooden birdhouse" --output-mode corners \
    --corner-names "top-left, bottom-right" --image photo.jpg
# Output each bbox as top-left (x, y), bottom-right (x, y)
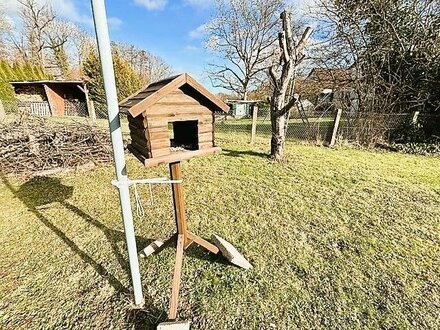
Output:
top-left (120, 74), bottom-right (229, 167)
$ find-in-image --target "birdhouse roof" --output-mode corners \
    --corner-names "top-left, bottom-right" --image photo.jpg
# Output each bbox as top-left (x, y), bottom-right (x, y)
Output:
top-left (119, 73), bottom-right (229, 117)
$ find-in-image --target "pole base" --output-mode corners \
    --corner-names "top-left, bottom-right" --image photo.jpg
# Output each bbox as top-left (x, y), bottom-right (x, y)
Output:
top-left (157, 320), bottom-right (190, 330)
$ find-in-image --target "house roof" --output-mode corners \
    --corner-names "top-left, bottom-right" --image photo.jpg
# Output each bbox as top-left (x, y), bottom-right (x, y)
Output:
top-left (119, 73), bottom-right (229, 117)
top-left (306, 68), bottom-right (352, 85)
top-left (225, 99), bottom-right (262, 104)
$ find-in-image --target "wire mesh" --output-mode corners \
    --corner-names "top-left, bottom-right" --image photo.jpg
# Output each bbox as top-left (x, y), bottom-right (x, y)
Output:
top-left (214, 106), bottom-right (336, 144)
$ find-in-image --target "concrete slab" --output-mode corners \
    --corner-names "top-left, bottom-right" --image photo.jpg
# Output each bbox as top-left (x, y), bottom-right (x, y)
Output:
top-left (157, 320), bottom-right (190, 330)
top-left (212, 234), bottom-right (252, 270)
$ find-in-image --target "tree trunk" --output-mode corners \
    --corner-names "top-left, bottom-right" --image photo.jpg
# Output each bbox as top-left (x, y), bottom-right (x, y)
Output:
top-left (270, 95), bottom-right (289, 160)
top-left (243, 90), bottom-right (248, 101)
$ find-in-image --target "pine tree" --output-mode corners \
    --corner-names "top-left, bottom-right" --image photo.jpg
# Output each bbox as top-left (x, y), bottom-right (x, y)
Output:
top-left (83, 49), bottom-right (143, 103)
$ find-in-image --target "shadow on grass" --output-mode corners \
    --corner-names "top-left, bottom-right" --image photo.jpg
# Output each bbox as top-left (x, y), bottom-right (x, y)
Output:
top-left (222, 148), bottom-right (268, 159)
top-left (1, 174), bottom-right (235, 328)
top-left (0, 174), bottom-right (131, 294)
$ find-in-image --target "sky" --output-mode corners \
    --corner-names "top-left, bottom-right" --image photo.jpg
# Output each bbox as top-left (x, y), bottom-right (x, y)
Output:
top-left (3, 0), bottom-right (315, 92)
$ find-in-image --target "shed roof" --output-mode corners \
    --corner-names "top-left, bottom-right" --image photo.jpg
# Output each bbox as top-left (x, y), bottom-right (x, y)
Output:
top-left (119, 73), bottom-right (229, 117)
top-left (10, 80), bottom-right (85, 86)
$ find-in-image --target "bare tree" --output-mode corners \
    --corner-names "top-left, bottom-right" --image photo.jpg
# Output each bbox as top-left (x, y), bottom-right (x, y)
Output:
top-left (13, 0), bottom-right (56, 65)
top-left (44, 20), bottom-right (76, 76)
top-left (314, 0), bottom-right (440, 115)
top-left (207, 0), bottom-right (283, 100)
top-left (0, 5), bottom-right (12, 59)
top-left (70, 25), bottom-right (94, 72)
top-left (113, 42), bottom-right (172, 84)
top-left (269, 11), bottom-right (312, 160)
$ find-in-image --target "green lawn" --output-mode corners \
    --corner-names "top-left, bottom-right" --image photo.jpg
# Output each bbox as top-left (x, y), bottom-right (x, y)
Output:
top-left (1, 132), bottom-right (439, 329)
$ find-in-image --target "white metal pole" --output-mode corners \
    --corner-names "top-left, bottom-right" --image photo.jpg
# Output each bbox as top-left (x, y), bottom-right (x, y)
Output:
top-left (90, 0), bottom-right (144, 306)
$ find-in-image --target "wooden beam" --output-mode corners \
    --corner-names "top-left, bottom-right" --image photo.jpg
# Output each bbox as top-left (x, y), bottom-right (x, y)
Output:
top-left (128, 74), bottom-right (187, 118)
top-left (170, 162), bottom-right (188, 239)
top-left (168, 234), bottom-right (185, 320)
top-left (142, 147), bottom-right (222, 168)
top-left (187, 232), bottom-right (219, 255)
top-left (185, 74), bottom-right (230, 112)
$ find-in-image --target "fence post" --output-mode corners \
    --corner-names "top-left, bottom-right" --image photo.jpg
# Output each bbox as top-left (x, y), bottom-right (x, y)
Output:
top-left (0, 100), bottom-right (5, 122)
top-left (250, 104), bottom-right (258, 144)
top-left (84, 84), bottom-right (97, 124)
top-left (89, 100), bottom-right (97, 124)
top-left (328, 108), bottom-right (343, 147)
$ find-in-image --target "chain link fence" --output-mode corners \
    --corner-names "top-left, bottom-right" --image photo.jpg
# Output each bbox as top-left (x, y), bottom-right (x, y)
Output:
top-left (214, 106), bottom-right (439, 147)
top-left (337, 111), bottom-right (411, 145)
top-left (2, 98), bottom-right (437, 149)
top-left (215, 106), bottom-right (337, 145)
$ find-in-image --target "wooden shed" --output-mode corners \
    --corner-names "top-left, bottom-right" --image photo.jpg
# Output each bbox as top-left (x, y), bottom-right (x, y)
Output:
top-left (10, 80), bottom-right (90, 117)
top-left (119, 73), bottom-right (229, 167)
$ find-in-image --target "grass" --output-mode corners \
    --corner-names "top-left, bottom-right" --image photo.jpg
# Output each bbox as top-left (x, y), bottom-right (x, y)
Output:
top-left (1, 131), bottom-right (440, 329)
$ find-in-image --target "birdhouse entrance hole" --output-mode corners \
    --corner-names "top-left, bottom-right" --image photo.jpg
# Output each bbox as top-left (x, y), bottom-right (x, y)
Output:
top-left (169, 120), bottom-right (199, 152)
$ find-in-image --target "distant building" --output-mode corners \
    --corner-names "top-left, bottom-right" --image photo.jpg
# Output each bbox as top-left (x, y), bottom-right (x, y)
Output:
top-left (10, 80), bottom-right (91, 117)
top-left (303, 68), bottom-right (358, 113)
top-left (225, 100), bottom-right (261, 118)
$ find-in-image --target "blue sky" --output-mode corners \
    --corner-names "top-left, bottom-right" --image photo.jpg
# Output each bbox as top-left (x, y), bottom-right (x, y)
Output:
top-left (105, 0), bottom-right (216, 84)
top-left (4, 0), bottom-right (220, 89)
top-left (4, 0), bottom-right (314, 91)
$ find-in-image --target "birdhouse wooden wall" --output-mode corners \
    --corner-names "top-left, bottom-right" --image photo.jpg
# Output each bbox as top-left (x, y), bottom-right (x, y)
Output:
top-left (120, 74), bottom-right (229, 167)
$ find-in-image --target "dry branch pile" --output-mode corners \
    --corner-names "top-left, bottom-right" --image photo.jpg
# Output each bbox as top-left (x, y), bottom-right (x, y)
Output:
top-left (0, 117), bottom-right (113, 176)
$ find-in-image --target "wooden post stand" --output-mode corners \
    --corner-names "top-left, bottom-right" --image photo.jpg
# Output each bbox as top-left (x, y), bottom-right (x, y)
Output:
top-left (149, 161), bottom-right (220, 320)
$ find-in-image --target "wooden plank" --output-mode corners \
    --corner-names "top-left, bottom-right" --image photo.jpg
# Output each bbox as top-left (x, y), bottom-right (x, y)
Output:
top-left (129, 74), bottom-right (187, 118)
top-left (149, 131), bottom-right (170, 140)
top-left (147, 118), bottom-right (212, 129)
top-left (131, 136), bottom-right (150, 149)
top-left (128, 144), bottom-right (150, 163)
top-left (146, 107), bottom-right (212, 118)
top-left (143, 147), bottom-right (222, 168)
top-left (129, 128), bottom-right (148, 142)
top-left (128, 116), bottom-right (147, 129)
top-left (185, 74), bottom-right (229, 112)
top-left (130, 141), bottom-right (151, 156)
top-left (150, 138), bottom-right (170, 149)
top-left (157, 91), bottom-right (202, 105)
top-left (197, 124), bottom-right (213, 134)
top-left (168, 234), bottom-right (185, 320)
top-left (170, 162), bottom-right (188, 237)
top-left (187, 231), bottom-right (219, 254)
top-left (152, 148), bottom-right (171, 158)
top-left (198, 132), bottom-right (213, 143)
top-left (198, 141), bottom-right (214, 149)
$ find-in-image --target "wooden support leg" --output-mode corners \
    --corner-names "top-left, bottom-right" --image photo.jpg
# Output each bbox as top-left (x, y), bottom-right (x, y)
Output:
top-left (139, 234), bottom-right (177, 257)
top-left (170, 162), bottom-right (188, 242)
top-left (187, 232), bottom-right (219, 255)
top-left (168, 234), bottom-right (185, 320)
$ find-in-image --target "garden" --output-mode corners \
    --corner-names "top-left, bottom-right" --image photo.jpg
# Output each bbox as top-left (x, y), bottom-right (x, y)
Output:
top-left (1, 128), bottom-right (439, 329)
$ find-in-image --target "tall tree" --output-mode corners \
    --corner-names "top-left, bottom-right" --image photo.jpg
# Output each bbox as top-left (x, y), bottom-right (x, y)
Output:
top-left (314, 0), bottom-right (440, 114)
top-left (0, 4), bottom-right (12, 59)
top-left (13, 0), bottom-right (56, 65)
top-left (83, 49), bottom-right (143, 103)
top-left (269, 11), bottom-right (312, 160)
top-left (113, 42), bottom-right (172, 84)
top-left (207, 0), bottom-right (283, 100)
